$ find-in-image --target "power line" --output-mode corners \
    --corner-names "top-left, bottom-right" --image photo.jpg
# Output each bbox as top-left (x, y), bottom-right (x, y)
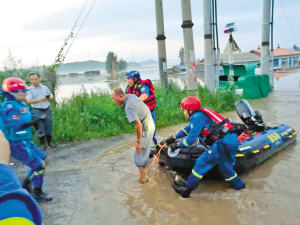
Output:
top-left (64, 0), bottom-right (97, 61)
top-left (274, 23), bottom-right (289, 48)
top-left (54, 0), bottom-right (97, 72)
top-left (52, 0), bottom-right (89, 69)
top-left (279, 0), bottom-right (298, 46)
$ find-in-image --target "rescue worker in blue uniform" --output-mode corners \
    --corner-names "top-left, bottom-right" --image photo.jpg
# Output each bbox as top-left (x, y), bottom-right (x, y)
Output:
top-left (0, 130), bottom-right (43, 225)
top-left (0, 77), bottom-right (52, 202)
top-left (125, 70), bottom-right (157, 145)
top-left (166, 96), bottom-right (245, 198)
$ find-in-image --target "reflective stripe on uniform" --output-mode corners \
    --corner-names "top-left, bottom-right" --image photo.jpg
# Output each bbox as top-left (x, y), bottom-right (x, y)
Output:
top-left (225, 173), bottom-right (237, 181)
top-left (182, 129), bottom-right (188, 135)
top-left (192, 169), bottom-right (203, 179)
top-left (183, 139), bottom-right (190, 147)
top-left (0, 217), bottom-right (34, 225)
top-left (34, 170), bottom-right (44, 176)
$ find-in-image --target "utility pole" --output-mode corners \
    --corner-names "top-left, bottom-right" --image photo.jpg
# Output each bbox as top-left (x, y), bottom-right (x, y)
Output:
top-left (212, 0), bottom-right (220, 92)
top-left (155, 0), bottom-right (168, 88)
top-left (203, 0), bottom-right (215, 92)
top-left (261, 0), bottom-right (271, 85)
top-left (181, 0), bottom-right (197, 92)
top-left (270, 0), bottom-right (275, 90)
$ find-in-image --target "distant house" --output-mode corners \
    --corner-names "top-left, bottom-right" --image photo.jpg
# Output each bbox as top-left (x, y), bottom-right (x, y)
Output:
top-left (250, 45), bottom-right (300, 68)
top-left (172, 65), bottom-right (186, 73)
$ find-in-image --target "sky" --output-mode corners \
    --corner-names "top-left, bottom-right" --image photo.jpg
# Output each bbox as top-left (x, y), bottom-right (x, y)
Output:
top-left (0, 0), bottom-right (299, 68)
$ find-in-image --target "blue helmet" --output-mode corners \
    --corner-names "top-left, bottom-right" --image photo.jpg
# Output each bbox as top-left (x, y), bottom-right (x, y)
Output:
top-left (125, 70), bottom-right (140, 80)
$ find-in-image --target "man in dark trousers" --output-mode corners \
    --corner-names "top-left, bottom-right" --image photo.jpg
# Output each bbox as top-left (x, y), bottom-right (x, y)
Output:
top-left (26, 73), bottom-right (55, 149)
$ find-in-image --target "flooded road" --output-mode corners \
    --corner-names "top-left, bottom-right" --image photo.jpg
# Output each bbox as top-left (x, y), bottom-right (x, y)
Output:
top-left (14, 71), bottom-right (300, 224)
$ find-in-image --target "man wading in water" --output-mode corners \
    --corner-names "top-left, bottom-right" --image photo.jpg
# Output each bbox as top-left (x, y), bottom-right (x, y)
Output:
top-left (111, 87), bottom-right (155, 183)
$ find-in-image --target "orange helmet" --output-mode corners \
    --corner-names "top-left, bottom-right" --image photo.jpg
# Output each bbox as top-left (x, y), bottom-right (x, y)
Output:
top-left (2, 77), bottom-right (28, 92)
top-left (180, 96), bottom-right (201, 111)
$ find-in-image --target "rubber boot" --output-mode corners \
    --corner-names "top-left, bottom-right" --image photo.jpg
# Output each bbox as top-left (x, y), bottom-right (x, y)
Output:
top-left (46, 134), bottom-right (56, 148)
top-left (39, 136), bottom-right (46, 150)
top-left (22, 178), bottom-right (32, 194)
top-left (172, 182), bottom-right (192, 198)
top-left (33, 188), bottom-right (53, 202)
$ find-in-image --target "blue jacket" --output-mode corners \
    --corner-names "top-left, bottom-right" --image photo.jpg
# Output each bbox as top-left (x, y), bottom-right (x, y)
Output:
top-left (175, 111), bottom-right (212, 148)
top-left (0, 97), bottom-right (32, 142)
top-left (0, 164), bottom-right (42, 225)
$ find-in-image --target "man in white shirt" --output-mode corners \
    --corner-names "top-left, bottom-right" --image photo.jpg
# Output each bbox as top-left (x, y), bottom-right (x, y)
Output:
top-left (26, 73), bottom-right (55, 149)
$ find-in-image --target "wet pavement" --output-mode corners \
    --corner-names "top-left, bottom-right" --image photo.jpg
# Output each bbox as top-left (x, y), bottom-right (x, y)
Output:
top-left (12, 72), bottom-right (300, 225)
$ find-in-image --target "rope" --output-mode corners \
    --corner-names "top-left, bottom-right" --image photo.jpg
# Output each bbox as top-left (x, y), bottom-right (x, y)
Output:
top-left (64, 0), bottom-right (97, 58)
top-left (139, 143), bottom-right (167, 183)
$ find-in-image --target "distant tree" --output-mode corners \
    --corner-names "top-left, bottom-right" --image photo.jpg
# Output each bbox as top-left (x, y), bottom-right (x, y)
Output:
top-left (117, 59), bottom-right (127, 71)
top-left (105, 52), bottom-right (128, 73)
top-left (293, 45), bottom-right (300, 51)
top-left (105, 51), bottom-right (117, 73)
top-left (178, 47), bottom-right (185, 65)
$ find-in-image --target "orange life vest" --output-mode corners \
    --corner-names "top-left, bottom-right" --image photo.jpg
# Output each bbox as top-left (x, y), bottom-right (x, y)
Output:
top-left (126, 79), bottom-right (157, 111)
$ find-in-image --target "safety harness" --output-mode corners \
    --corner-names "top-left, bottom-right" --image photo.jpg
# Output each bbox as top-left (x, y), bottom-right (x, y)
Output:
top-left (195, 108), bottom-right (235, 146)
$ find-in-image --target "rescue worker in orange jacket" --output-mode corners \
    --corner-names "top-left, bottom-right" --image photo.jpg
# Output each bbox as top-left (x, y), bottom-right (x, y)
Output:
top-left (125, 70), bottom-right (157, 145)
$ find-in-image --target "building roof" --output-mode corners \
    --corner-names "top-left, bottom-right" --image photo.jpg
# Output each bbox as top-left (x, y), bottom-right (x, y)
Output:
top-left (220, 52), bottom-right (260, 64)
top-left (250, 45), bottom-right (300, 57)
top-left (199, 52), bottom-right (260, 64)
top-left (173, 65), bottom-right (186, 70)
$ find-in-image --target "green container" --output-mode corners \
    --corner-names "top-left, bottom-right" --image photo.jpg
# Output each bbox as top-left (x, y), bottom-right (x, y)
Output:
top-left (220, 63), bottom-right (270, 99)
top-left (223, 64), bottom-right (257, 76)
top-left (219, 75), bottom-right (270, 99)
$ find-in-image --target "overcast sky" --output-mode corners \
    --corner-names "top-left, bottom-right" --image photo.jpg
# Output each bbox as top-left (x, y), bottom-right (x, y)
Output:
top-left (0, 0), bottom-right (299, 68)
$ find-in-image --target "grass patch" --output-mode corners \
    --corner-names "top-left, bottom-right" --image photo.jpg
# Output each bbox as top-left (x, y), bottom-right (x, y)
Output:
top-left (51, 81), bottom-right (243, 142)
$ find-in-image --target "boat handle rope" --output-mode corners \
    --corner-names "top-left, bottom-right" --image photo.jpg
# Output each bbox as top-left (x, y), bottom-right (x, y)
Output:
top-left (139, 143), bottom-right (167, 183)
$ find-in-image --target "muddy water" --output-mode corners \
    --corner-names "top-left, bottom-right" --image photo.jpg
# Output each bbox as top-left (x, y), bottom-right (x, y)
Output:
top-left (31, 72), bottom-right (300, 225)
top-left (61, 73), bottom-right (300, 225)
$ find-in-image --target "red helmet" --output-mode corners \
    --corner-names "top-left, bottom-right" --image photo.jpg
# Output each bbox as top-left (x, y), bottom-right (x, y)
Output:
top-left (180, 96), bottom-right (201, 110)
top-left (2, 77), bottom-right (28, 92)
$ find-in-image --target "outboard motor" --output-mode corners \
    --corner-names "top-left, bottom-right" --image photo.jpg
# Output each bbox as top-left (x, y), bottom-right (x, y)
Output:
top-left (235, 99), bottom-right (267, 132)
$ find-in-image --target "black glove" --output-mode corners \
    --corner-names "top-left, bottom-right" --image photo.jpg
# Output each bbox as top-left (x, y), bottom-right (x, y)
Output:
top-left (166, 134), bottom-right (176, 145)
top-left (156, 144), bottom-right (162, 151)
top-left (19, 119), bottom-right (40, 130)
top-left (169, 141), bottom-right (180, 152)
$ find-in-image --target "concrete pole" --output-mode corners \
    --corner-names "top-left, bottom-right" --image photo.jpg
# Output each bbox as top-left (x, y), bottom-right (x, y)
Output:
top-left (203, 0), bottom-right (215, 92)
top-left (155, 0), bottom-right (168, 88)
top-left (260, 0), bottom-right (271, 80)
top-left (228, 34), bottom-right (234, 87)
top-left (181, 0), bottom-right (198, 91)
top-left (270, 0), bottom-right (275, 90)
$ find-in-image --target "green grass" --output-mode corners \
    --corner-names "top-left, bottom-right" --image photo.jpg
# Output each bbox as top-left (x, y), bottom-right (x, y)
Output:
top-left (51, 81), bottom-right (243, 142)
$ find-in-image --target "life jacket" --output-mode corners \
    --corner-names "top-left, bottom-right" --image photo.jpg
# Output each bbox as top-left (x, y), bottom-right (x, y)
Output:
top-left (197, 107), bottom-right (235, 146)
top-left (238, 130), bottom-right (260, 142)
top-left (126, 79), bottom-right (157, 111)
top-left (0, 101), bottom-right (32, 142)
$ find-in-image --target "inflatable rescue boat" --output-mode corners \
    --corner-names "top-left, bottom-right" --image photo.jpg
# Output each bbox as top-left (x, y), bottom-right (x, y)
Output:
top-left (157, 99), bottom-right (297, 175)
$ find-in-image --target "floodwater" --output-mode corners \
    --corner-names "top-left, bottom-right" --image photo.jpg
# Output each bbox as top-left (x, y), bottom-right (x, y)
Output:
top-left (55, 67), bottom-right (161, 102)
top-left (20, 70), bottom-right (300, 224)
top-left (55, 67), bottom-right (204, 102)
